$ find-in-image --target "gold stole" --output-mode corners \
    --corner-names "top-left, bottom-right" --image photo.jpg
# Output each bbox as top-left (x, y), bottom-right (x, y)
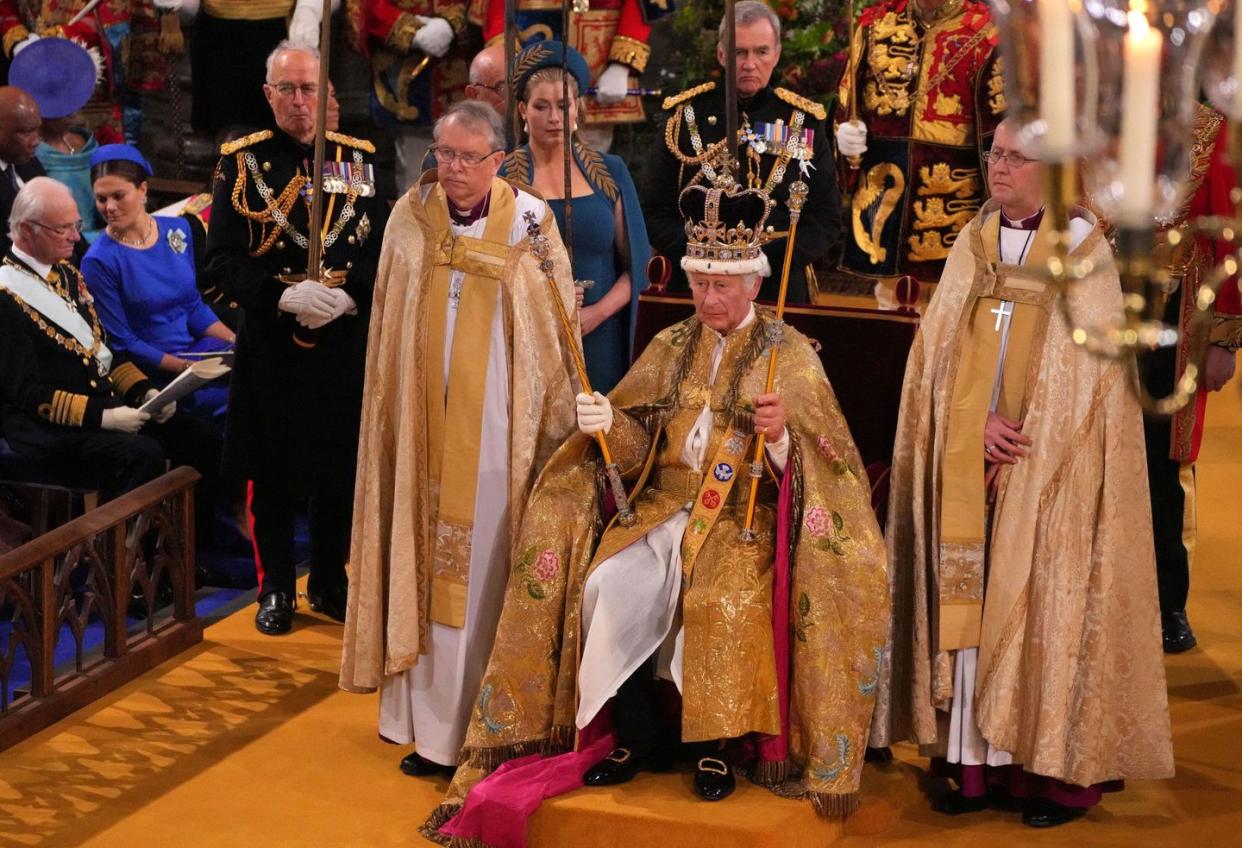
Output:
top-left (938, 210), bottom-right (1055, 650)
top-left (423, 180), bottom-right (516, 628)
top-left (680, 426), bottom-right (753, 580)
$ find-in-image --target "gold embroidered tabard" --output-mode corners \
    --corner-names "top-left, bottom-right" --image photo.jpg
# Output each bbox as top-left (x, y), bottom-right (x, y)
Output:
top-left (423, 179), bottom-right (517, 627)
top-left (937, 211), bottom-right (1056, 649)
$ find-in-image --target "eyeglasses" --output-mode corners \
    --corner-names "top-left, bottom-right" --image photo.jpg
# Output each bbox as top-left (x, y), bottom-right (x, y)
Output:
top-left (430, 146), bottom-right (503, 168)
top-left (984, 149), bottom-right (1037, 168)
top-left (469, 81), bottom-right (506, 94)
top-left (271, 82), bottom-right (319, 99)
top-left (29, 219), bottom-right (84, 236)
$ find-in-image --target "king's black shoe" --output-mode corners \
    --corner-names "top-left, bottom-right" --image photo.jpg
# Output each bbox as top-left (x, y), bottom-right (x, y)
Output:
top-left (307, 579), bottom-right (348, 622)
top-left (1022, 797), bottom-right (1086, 828)
top-left (399, 750), bottom-right (455, 777)
top-left (583, 747), bottom-right (648, 786)
top-left (931, 789), bottom-right (990, 815)
top-left (254, 591), bottom-right (294, 635)
top-left (1162, 609), bottom-right (1197, 654)
top-left (692, 756), bottom-right (735, 801)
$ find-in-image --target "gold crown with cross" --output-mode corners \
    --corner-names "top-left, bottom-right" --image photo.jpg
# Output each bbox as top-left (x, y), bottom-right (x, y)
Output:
top-left (679, 183), bottom-right (775, 277)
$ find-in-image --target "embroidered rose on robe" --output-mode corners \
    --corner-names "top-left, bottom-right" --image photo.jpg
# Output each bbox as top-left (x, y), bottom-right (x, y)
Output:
top-left (816, 435), bottom-right (850, 474)
top-left (804, 506), bottom-right (831, 537)
top-left (804, 505), bottom-right (851, 555)
top-left (533, 550), bottom-right (560, 582)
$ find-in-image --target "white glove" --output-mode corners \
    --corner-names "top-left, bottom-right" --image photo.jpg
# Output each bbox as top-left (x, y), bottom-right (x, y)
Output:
top-left (101, 406), bottom-right (151, 434)
top-left (12, 33), bottom-right (39, 56)
top-left (152, 0), bottom-right (184, 11)
top-left (412, 16), bottom-right (454, 59)
top-left (836, 120), bottom-right (868, 157)
top-left (296, 287), bottom-right (356, 328)
top-left (576, 391), bottom-right (613, 435)
top-left (288, 5), bottom-right (322, 46)
top-left (594, 63), bottom-right (630, 105)
top-left (279, 280), bottom-right (337, 324)
top-left (142, 389), bottom-right (177, 424)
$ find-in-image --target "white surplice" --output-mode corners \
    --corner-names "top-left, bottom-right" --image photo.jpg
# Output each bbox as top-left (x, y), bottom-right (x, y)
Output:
top-left (945, 211), bottom-right (1094, 767)
top-left (575, 306), bottom-right (789, 730)
top-left (378, 187), bottom-right (544, 765)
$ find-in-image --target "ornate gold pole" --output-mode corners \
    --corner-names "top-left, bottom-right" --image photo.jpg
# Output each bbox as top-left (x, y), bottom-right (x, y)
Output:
top-left (523, 212), bottom-right (637, 526)
top-left (845, 1), bottom-right (862, 170)
top-left (739, 180), bottom-right (808, 542)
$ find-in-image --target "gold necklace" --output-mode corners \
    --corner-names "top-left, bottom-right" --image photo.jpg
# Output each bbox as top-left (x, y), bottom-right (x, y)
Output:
top-left (108, 215), bottom-right (155, 248)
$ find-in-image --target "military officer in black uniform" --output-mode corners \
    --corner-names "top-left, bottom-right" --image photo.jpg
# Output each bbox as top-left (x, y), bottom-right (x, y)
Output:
top-left (640, 1), bottom-right (840, 303)
top-left (205, 41), bottom-right (388, 636)
top-left (0, 177), bottom-right (221, 532)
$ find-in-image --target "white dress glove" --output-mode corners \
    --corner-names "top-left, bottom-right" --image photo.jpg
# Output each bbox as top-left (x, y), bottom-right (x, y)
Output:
top-left (412, 16), bottom-right (454, 58)
top-left (142, 389), bottom-right (177, 424)
top-left (297, 287), bottom-right (356, 328)
top-left (836, 120), bottom-right (868, 157)
top-left (12, 33), bottom-right (39, 56)
top-left (101, 406), bottom-right (151, 434)
top-left (576, 391), bottom-right (613, 435)
top-left (279, 280), bottom-right (337, 324)
top-left (152, 0), bottom-right (184, 11)
top-left (594, 63), bottom-right (630, 105)
top-left (288, 4), bottom-right (322, 46)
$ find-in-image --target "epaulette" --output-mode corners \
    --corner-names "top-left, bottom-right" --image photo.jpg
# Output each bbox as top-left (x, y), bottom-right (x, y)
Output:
top-left (220, 129), bottom-right (272, 155)
top-left (663, 82), bottom-right (715, 111)
top-left (774, 88), bottom-right (827, 121)
top-left (326, 131), bottom-right (376, 154)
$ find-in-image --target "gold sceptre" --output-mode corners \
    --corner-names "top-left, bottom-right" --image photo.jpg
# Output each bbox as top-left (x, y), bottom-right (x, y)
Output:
top-left (522, 211), bottom-right (638, 527)
top-left (739, 179), bottom-right (808, 543)
top-left (844, 1), bottom-right (862, 170)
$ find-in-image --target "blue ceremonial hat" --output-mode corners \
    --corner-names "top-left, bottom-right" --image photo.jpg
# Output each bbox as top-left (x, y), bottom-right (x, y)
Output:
top-left (8, 37), bottom-right (98, 120)
top-left (90, 144), bottom-right (155, 177)
top-left (512, 40), bottom-right (591, 102)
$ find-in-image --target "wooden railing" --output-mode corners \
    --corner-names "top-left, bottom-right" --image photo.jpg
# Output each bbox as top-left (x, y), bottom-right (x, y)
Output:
top-left (0, 468), bottom-right (204, 751)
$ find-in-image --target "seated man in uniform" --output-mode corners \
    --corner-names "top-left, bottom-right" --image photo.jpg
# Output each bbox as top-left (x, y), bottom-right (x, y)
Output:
top-left (0, 177), bottom-right (221, 534)
top-left (421, 185), bottom-right (887, 843)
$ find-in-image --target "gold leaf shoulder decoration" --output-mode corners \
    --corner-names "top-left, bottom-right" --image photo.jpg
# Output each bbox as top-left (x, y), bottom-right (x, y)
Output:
top-left (220, 129), bottom-right (273, 156)
top-left (774, 87), bottom-right (827, 121)
top-left (574, 141), bottom-right (619, 203)
top-left (662, 81), bottom-right (715, 111)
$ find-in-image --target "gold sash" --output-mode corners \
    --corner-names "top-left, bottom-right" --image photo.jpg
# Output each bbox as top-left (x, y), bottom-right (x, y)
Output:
top-left (680, 426), bottom-right (753, 580)
top-left (423, 179), bottom-right (516, 627)
top-left (938, 210), bottom-right (1055, 649)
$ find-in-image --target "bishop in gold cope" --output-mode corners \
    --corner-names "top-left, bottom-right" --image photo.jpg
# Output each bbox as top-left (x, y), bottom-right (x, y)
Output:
top-left (874, 120), bottom-right (1174, 828)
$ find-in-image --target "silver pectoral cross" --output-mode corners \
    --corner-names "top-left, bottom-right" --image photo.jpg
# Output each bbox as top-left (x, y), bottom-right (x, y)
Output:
top-left (989, 300), bottom-right (1015, 413)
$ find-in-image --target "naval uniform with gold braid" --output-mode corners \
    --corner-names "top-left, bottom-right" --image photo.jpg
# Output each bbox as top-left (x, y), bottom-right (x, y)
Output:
top-left (0, 251), bottom-right (221, 532)
top-left (640, 83), bottom-right (841, 303)
top-left (205, 128), bottom-right (388, 606)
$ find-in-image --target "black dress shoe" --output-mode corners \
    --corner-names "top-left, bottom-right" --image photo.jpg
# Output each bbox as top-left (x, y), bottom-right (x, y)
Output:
top-left (1022, 797), bottom-right (1086, 828)
top-left (692, 756), bottom-right (735, 801)
top-left (583, 747), bottom-right (648, 786)
top-left (931, 789), bottom-right (990, 815)
top-left (399, 750), bottom-right (455, 777)
top-left (307, 580), bottom-right (348, 622)
top-left (865, 746), bottom-right (894, 764)
top-left (254, 591), bottom-right (294, 635)
top-left (1162, 609), bottom-right (1197, 654)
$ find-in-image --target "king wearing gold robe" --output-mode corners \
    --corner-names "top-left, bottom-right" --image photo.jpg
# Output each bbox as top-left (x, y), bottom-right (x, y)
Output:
top-left (874, 122), bottom-right (1174, 828)
top-left (421, 185), bottom-right (888, 845)
top-left (338, 101), bottom-right (578, 775)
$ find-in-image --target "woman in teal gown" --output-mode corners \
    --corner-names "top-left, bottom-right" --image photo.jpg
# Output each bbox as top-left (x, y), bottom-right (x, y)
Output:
top-left (501, 41), bottom-right (650, 394)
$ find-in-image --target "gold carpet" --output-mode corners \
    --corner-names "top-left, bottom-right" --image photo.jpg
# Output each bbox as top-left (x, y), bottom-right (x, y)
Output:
top-left (3, 383), bottom-right (1239, 848)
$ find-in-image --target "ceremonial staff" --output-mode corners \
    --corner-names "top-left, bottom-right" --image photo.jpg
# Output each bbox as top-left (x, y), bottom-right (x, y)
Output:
top-left (523, 212), bottom-right (637, 526)
top-left (723, 0), bottom-right (739, 177)
top-left (504, 0), bottom-right (518, 148)
top-left (740, 178), bottom-right (808, 542)
top-left (845, 1), bottom-right (862, 170)
top-left (293, 0), bottom-right (335, 349)
top-left (561, 3), bottom-right (575, 268)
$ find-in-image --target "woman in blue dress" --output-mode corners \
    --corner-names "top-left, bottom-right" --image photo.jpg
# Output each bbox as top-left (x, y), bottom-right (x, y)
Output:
top-left (502, 42), bottom-right (650, 394)
top-left (81, 145), bottom-right (235, 423)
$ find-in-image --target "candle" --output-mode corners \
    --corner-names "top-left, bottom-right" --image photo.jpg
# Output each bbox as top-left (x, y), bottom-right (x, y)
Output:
top-left (1234, 2), bottom-right (1242, 116)
top-left (1118, 6), bottom-right (1162, 225)
top-left (1039, 0), bottom-right (1076, 153)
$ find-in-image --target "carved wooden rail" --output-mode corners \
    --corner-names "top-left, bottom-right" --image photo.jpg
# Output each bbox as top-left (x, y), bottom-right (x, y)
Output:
top-left (0, 468), bottom-right (204, 751)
